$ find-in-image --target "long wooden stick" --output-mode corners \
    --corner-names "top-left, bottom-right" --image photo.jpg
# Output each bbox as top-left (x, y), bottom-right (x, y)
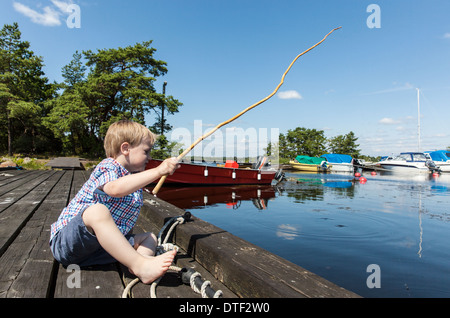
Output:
top-left (152, 26), bottom-right (341, 195)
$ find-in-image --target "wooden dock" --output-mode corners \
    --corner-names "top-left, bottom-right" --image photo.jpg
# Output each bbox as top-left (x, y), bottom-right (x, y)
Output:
top-left (45, 157), bottom-right (82, 170)
top-left (0, 169), bottom-right (360, 299)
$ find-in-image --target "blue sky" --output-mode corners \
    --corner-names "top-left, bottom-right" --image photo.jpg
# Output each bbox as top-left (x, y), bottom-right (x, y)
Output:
top-left (1, 0), bottom-right (450, 157)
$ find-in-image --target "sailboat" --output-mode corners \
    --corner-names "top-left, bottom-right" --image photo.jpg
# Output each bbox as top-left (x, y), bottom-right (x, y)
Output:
top-left (376, 89), bottom-right (439, 174)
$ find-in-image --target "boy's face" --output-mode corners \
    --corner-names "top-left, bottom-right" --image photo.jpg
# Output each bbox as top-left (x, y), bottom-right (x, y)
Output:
top-left (124, 137), bottom-right (153, 172)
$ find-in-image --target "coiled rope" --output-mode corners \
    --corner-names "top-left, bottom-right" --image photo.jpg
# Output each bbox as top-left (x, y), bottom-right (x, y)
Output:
top-left (121, 212), bottom-right (223, 298)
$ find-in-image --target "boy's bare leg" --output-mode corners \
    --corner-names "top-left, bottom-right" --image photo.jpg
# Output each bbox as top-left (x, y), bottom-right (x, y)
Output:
top-left (82, 204), bottom-right (176, 284)
top-left (133, 232), bottom-right (158, 257)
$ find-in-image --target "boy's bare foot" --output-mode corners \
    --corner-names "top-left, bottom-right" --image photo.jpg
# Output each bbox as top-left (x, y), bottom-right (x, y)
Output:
top-left (133, 249), bottom-right (177, 284)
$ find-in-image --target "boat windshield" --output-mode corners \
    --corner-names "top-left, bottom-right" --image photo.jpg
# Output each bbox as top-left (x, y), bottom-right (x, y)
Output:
top-left (394, 153), bottom-right (427, 161)
top-left (412, 153), bottom-right (427, 161)
top-left (394, 153), bottom-right (412, 161)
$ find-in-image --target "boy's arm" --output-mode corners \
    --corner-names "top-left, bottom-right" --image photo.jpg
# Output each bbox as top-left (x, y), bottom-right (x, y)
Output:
top-left (102, 158), bottom-right (179, 198)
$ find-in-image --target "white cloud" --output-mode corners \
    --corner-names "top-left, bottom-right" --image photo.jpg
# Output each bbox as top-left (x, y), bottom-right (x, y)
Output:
top-left (51, 0), bottom-right (73, 12)
top-left (277, 90), bottom-right (303, 100)
top-left (379, 117), bottom-right (401, 125)
top-left (443, 33), bottom-right (450, 39)
top-left (13, 2), bottom-right (61, 26)
top-left (13, 0), bottom-right (75, 27)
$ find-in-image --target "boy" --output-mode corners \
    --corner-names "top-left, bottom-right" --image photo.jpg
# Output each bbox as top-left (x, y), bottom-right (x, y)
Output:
top-left (50, 120), bottom-right (180, 284)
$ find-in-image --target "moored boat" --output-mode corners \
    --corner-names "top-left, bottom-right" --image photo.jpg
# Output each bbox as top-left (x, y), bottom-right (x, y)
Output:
top-left (376, 152), bottom-right (439, 173)
top-left (320, 154), bottom-right (354, 173)
top-left (425, 150), bottom-right (450, 173)
top-left (146, 158), bottom-right (284, 185)
top-left (289, 155), bottom-right (330, 172)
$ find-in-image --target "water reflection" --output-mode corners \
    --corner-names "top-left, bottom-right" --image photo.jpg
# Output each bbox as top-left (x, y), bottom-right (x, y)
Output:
top-left (276, 224), bottom-right (300, 240)
top-left (147, 184), bottom-right (277, 210)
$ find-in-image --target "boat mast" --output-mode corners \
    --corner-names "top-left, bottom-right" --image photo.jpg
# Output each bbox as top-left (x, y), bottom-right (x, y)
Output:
top-left (417, 88), bottom-right (421, 152)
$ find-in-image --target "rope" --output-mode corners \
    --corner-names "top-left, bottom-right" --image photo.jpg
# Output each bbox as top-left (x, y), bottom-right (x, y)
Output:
top-left (121, 212), bottom-right (223, 298)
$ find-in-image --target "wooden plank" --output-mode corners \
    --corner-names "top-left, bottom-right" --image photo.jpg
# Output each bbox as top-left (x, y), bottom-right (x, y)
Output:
top-left (140, 193), bottom-right (361, 298)
top-left (0, 171), bottom-right (49, 212)
top-left (5, 170), bottom-right (74, 297)
top-left (0, 170), bottom-right (61, 257)
top-left (54, 263), bottom-right (124, 298)
top-left (0, 170), bottom-right (68, 297)
top-left (45, 157), bottom-right (82, 170)
top-left (0, 170), bottom-right (37, 186)
top-left (0, 170), bottom-right (42, 193)
top-left (53, 170), bottom-right (125, 298)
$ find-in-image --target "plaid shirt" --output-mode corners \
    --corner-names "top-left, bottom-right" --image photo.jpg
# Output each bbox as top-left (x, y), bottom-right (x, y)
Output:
top-left (50, 158), bottom-right (143, 241)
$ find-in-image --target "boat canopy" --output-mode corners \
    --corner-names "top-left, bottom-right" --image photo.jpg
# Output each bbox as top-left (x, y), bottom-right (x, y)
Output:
top-left (320, 154), bottom-right (353, 163)
top-left (425, 150), bottom-right (450, 162)
top-left (295, 155), bottom-right (325, 165)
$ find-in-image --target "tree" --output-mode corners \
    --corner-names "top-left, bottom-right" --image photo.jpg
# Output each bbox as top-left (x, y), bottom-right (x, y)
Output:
top-left (279, 127), bottom-right (328, 159)
top-left (327, 131), bottom-right (360, 158)
top-left (83, 41), bottom-right (182, 156)
top-left (43, 51), bottom-right (89, 154)
top-left (0, 23), bottom-right (55, 155)
top-left (43, 42), bottom-right (183, 157)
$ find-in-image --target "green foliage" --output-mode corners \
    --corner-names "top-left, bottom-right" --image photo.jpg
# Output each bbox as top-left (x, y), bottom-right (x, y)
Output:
top-left (327, 131), bottom-right (361, 158)
top-left (279, 127), bottom-right (328, 159)
top-left (0, 22), bottom-right (56, 155)
top-left (0, 26), bottom-right (183, 158)
top-left (278, 127), bottom-right (362, 160)
top-left (0, 22), bottom-right (183, 159)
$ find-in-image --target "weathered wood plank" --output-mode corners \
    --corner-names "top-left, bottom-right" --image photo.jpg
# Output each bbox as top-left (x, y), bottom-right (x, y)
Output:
top-left (7, 171), bottom-right (74, 297)
top-left (45, 157), bottom-right (82, 170)
top-left (53, 170), bottom-right (125, 298)
top-left (0, 170), bottom-right (38, 186)
top-left (0, 170), bottom-right (71, 297)
top-left (0, 170), bottom-right (45, 197)
top-left (0, 171), bottom-right (61, 257)
top-left (54, 263), bottom-right (124, 298)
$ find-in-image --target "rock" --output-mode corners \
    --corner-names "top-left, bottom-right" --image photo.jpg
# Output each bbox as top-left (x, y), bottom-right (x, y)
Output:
top-left (0, 160), bottom-right (17, 168)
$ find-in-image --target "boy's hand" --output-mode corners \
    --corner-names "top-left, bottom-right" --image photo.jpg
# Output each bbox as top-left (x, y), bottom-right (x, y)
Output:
top-left (159, 157), bottom-right (180, 176)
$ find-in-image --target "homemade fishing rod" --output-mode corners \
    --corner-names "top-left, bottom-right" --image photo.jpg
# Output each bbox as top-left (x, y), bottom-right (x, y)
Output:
top-left (152, 26), bottom-right (342, 195)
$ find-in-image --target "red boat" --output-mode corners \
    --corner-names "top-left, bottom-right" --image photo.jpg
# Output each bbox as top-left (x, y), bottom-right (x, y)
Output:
top-left (145, 158), bottom-right (284, 186)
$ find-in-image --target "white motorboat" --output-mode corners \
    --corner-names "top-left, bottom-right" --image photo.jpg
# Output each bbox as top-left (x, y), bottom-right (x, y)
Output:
top-left (320, 154), bottom-right (354, 173)
top-left (376, 152), bottom-right (438, 173)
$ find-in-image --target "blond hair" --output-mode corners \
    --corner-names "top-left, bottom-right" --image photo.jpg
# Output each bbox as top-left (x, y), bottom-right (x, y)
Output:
top-left (104, 120), bottom-right (157, 158)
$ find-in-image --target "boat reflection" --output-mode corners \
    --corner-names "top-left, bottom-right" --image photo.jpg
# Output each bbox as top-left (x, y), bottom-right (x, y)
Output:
top-left (145, 185), bottom-right (277, 210)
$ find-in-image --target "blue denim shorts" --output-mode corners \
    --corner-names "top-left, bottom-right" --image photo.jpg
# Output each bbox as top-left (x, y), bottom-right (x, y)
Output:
top-left (50, 211), bottom-right (135, 267)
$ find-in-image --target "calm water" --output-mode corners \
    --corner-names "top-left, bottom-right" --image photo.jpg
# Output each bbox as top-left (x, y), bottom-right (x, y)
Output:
top-left (151, 171), bottom-right (450, 298)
